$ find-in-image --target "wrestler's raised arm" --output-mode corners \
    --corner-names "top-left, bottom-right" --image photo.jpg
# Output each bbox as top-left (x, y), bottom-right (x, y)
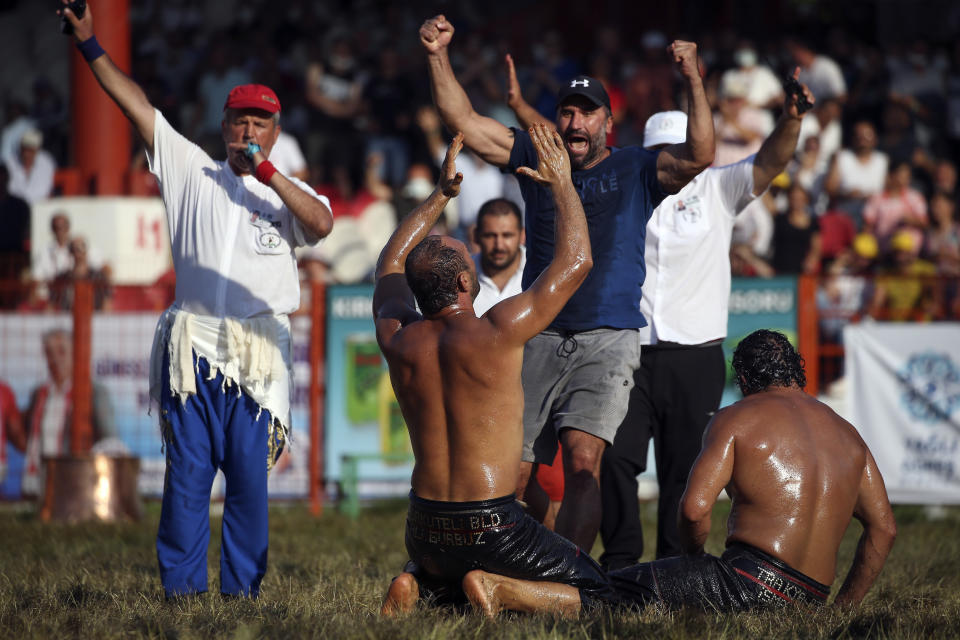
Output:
top-left (833, 448), bottom-right (896, 607)
top-left (655, 40), bottom-right (715, 194)
top-left (483, 123), bottom-right (592, 343)
top-left (59, 0), bottom-right (156, 154)
top-left (421, 15), bottom-right (515, 167)
top-left (373, 134), bottom-right (464, 336)
top-left (677, 409), bottom-right (736, 555)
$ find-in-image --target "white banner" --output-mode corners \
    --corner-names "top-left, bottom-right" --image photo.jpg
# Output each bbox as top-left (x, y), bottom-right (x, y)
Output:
top-left (0, 313), bottom-right (312, 498)
top-left (32, 197), bottom-right (172, 285)
top-left (845, 323), bottom-right (960, 504)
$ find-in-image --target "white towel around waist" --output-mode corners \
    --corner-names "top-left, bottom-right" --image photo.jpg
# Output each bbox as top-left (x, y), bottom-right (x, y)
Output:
top-left (149, 306), bottom-right (293, 433)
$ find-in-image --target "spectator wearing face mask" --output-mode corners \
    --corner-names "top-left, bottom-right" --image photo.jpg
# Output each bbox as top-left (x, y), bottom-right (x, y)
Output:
top-left (719, 42), bottom-right (784, 110)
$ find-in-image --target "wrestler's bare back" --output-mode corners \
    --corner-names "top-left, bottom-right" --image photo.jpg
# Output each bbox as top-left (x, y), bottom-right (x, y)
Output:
top-left (714, 387), bottom-right (869, 584)
top-left (381, 309), bottom-right (525, 503)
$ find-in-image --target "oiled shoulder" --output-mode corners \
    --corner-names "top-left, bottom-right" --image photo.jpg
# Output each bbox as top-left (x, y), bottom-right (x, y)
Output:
top-left (444, 315), bottom-right (515, 348)
top-left (707, 398), bottom-right (766, 436)
top-left (383, 319), bottom-right (442, 360)
top-left (712, 390), bottom-right (811, 446)
top-left (809, 398), bottom-right (869, 458)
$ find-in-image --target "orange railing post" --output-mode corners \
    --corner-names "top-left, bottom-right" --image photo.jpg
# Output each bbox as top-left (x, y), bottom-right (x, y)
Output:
top-left (71, 280), bottom-right (94, 453)
top-left (309, 281), bottom-right (327, 516)
top-left (70, 0), bottom-right (130, 194)
top-left (53, 168), bottom-right (84, 197)
top-left (797, 274), bottom-right (820, 396)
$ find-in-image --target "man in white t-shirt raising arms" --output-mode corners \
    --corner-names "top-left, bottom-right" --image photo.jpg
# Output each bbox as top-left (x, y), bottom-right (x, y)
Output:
top-left (59, 2), bottom-right (333, 599)
top-left (599, 72), bottom-right (817, 569)
top-left (471, 198), bottom-right (526, 316)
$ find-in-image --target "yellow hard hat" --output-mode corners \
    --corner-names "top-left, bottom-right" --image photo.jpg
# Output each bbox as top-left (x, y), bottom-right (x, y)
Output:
top-left (852, 233), bottom-right (878, 259)
top-left (890, 230), bottom-right (917, 253)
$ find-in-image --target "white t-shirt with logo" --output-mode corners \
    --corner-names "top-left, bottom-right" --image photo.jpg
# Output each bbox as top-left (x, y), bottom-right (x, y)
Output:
top-left (147, 109), bottom-right (328, 319)
top-left (640, 156), bottom-right (757, 345)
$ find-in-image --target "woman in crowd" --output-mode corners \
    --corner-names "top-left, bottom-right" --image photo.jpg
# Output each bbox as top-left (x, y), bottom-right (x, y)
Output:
top-left (772, 183), bottom-right (821, 274)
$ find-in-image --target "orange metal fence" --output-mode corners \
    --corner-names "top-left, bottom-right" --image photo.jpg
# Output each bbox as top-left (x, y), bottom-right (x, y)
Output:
top-left (797, 273), bottom-right (960, 394)
top-left (2, 273), bottom-right (957, 505)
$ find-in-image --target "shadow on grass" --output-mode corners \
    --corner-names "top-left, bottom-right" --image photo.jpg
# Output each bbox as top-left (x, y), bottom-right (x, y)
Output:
top-left (57, 582), bottom-right (110, 608)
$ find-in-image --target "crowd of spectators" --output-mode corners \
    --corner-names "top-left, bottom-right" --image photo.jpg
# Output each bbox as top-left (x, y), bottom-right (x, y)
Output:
top-left (0, 0), bottom-right (958, 323)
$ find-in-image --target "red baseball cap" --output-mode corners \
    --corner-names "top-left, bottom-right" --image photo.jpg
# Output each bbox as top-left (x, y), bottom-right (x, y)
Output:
top-left (223, 84), bottom-right (281, 114)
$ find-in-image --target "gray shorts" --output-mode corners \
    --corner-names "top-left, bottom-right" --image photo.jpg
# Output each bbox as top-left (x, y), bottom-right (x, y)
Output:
top-left (521, 328), bottom-right (642, 463)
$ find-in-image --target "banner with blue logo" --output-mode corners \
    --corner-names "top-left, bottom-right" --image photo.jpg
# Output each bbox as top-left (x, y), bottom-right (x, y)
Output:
top-left (845, 323), bottom-right (960, 504)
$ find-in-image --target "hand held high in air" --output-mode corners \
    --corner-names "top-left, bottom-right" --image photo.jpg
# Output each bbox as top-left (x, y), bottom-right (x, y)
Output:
top-left (439, 132), bottom-right (464, 197)
top-left (516, 123), bottom-right (570, 187)
top-left (420, 15), bottom-right (455, 55)
top-left (667, 40), bottom-right (701, 83)
top-left (58, 0), bottom-right (94, 42)
top-left (784, 66), bottom-right (816, 120)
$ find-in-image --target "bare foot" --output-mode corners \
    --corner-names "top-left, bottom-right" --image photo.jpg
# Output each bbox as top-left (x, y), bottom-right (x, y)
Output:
top-left (463, 569), bottom-right (582, 618)
top-left (462, 569), bottom-right (501, 618)
top-left (380, 572), bottom-right (419, 616)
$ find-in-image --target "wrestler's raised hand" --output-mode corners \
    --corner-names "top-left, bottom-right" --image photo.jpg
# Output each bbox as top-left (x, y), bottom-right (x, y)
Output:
top-left (59, 0), bottom-right (94, 42)
top-left (668, 40), bottom-right (701, 83)
top-left (516, 123), bottom-right (570, 187)
top-left (784, 66), bottom-right (816, 120)
top-left (505, 54), bottom-right (522, 109)
top-left (439, 132), bottom-right (464, 197)
top-left (420, 15), bottom-right (455, 55)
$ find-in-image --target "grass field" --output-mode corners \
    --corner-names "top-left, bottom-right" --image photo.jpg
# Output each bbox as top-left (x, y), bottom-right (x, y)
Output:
top-left (1, 499), bottom-right (959, 639)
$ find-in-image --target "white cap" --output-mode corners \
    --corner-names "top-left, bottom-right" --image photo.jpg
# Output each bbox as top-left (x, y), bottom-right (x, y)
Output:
top-left (720, 75), bottom-right (749, 99)
top-left (20, 127), bottom-right (42, 149)
top-left (643, 111), bottom-right (687, 148)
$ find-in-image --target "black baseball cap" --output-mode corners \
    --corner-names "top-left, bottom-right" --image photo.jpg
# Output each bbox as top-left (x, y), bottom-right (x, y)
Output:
top-left (557, 75), bottom-right (610, 110)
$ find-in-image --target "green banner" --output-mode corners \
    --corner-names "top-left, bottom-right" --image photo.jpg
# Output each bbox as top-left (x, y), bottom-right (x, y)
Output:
top-left (721, 276), bottom-right (798, 405)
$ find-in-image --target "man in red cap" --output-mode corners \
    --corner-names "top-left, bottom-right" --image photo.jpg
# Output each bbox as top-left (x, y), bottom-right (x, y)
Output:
top-left (60, 2), bottom-right (333, 599)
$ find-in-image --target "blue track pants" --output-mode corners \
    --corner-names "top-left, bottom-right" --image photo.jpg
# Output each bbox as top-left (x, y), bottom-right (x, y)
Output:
top-left (157, 352), bottom-right (275, 598)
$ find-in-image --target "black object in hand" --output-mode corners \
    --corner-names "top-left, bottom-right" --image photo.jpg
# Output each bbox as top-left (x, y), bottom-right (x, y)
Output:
top-left (60, 0), bottom-right (87, 35)
top-left (784, 76), bottom-right (814, 115)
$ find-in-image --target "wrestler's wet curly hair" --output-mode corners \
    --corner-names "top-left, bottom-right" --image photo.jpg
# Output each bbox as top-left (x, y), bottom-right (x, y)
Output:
top-left (406, 236), bottom-right (471, 315)
top-left (732, 329), bottom-right (807, 395)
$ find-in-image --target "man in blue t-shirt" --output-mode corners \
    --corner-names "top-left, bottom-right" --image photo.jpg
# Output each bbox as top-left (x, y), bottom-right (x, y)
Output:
top-left (420, 15), bottom-right (715, 551)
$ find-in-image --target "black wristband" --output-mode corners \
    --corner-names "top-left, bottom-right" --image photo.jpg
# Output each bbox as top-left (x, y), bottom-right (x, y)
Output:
top-left (77, 36), bottom-right (105, 63)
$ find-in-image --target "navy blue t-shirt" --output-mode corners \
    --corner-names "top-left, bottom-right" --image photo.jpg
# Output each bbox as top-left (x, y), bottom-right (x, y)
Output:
top-left (507, 128), bottom-right (667, 330)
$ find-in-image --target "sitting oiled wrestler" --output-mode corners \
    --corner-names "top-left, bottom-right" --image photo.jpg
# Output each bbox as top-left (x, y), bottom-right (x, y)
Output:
top-left (465, 330), bottom-right (896, 615)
